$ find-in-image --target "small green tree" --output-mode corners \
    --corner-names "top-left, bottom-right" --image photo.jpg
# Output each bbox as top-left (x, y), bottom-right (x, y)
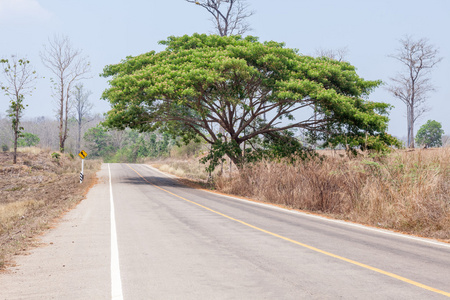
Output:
top-left (84, 125), bottom-right (115, 158)
top-left (415, 120), bottom-right (444, 148)
top-left (17, 132), bottom-right (40, 147)
top-left (0, 56), bottom-right (37, 164)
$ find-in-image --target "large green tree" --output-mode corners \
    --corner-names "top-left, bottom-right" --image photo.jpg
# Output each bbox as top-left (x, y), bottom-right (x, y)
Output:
top-left (102, 34), bottom-right (396, 167)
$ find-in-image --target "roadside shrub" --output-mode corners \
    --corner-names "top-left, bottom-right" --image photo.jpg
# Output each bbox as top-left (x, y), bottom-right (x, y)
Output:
top-left (51, 152), bottom-right (61, 160)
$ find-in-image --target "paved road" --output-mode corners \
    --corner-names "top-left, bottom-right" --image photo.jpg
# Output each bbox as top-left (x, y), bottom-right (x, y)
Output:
top-left (1, 163), bottom-right (449, 299)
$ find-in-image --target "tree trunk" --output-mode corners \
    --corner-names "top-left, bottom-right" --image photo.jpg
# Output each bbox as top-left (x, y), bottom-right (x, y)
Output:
top-left (410, 105), bottom-right (415, 148)
top-left (77, 120), bottom-right (82, 154)
top-left (406, 107), bottom-right (410, 148)
top-left (227, 152), bottom-right (243, 170)
top-left (59, 82), bottom-right (64, 152)
top-left (13, 107), bottom-right (19, 164)
top-left (60, 92), bottom-right (70, 153)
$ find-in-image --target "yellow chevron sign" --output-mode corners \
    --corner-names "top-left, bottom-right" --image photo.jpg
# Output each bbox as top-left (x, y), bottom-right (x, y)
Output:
top-left (78, 150), bottom-right (88, 159)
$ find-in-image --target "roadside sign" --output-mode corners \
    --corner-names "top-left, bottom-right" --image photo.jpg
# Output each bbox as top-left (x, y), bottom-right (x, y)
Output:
top-left (78, 150), bottom-right (88, 159)
top-left (79, 150), bottom-right (87, 183)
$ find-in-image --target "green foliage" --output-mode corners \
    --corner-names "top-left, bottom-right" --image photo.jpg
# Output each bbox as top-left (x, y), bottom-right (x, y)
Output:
top-left (17, 132), bottom-right (40, 147)
top-left (200, 131), bottom-right (316, 172)
top-left (200, 136), bottom-right (242, 173)
top-left (415, 120), bottom-right (444, 147)
top-left (101, 34), bottom-right (395, 169)
top-left (83, 125), bottom-right (173, 162)
top-left (107, 131), bottom-right (172, 163)
top-left (171, 140), bottom-right (205, 158)
top-left (250, 131), bottom-right (317, 163)
top-left (83, 125), bottom-right (116, 159)
top-left (317, 129), bottom-right (403, 154)
top-left (2, 144), bottom-right (9, 152)
top-left (8, 96), bottom-right (25, 134)
top-left (51, 152), bottom-right (61, 160)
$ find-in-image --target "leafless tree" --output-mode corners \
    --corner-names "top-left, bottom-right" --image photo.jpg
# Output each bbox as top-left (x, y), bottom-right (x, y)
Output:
top-left (40, 35), bottom-right (90, 153)
top-left (442, 135), bottom-right (450, 147)
top-left (315, 47), bottom-right (349, 62)
top-left (0, 56), bottom-right (37, 163)
top-left (72, 83), bottom-right (93, 153)
top-left (387, 36), bottom-right (442, 148)
top-left (186, 0), bottom-right (254, 36)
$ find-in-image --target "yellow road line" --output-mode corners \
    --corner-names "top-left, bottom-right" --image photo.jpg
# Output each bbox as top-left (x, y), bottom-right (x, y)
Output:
top-left (127, 164), bottom-right (450, 298)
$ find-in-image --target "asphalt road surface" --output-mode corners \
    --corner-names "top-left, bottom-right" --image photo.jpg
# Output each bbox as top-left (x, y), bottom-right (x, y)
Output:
top-left (1, 163), bottom-right (449, 299)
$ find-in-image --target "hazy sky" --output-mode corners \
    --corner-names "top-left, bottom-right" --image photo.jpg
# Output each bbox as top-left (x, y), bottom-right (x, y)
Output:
top-left (0, 0), bottom-right (449, 139)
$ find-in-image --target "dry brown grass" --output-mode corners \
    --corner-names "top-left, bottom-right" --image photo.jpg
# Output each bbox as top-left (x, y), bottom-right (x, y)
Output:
top-left (0, 148), bottom-right (101, 269)
top-left (215, 148), bottom-right (450, 241)
top-left (148, 157), bottom-right (211, 181)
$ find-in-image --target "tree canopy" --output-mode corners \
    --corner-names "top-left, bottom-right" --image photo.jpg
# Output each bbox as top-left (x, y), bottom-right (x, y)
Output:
top-left (415, 120), bottom-right (444, 148)
top-left (101, 34), bottom-right (397, 167)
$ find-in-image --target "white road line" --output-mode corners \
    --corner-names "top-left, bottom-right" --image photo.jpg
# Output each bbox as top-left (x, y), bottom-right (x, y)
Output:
top-left (109, 164), bottom-right (124, 300)
top-left (144, 164), bottom-right (450, 249)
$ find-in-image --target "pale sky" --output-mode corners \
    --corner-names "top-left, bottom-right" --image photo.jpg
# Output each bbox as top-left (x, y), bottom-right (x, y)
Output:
top-left (0, 0), bottom-right (449, 139)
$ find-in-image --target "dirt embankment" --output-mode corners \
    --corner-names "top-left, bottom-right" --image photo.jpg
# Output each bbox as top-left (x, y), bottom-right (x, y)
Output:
top-left (0, 148), bottom-right (100, 269)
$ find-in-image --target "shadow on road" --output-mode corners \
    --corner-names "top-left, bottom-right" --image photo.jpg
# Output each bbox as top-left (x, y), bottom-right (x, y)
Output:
top-left (122, 175), bottom-right (190, 190)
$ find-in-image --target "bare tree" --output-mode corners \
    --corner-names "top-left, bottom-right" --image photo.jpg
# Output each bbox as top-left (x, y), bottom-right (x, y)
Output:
top-left (315, 47), bottom-right (349, 62)
top-left (40, 35), bottom-right (90, 153)
top-left (442, 135), bottom-right (450, 147)
top-left (388, 36), bottom-right (442, 148)
top-left (186, 0), bottom-right (254, 36)
top-left (72, 83), bottom-right (93, 153)
top-left (0, 56), bottom-right (37, 164)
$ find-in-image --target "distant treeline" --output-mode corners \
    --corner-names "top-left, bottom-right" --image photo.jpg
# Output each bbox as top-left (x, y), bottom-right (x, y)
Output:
top-left (0, 114), bottom-right (103, 154)
top-left (0, 114), bottom-right (204, 162)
